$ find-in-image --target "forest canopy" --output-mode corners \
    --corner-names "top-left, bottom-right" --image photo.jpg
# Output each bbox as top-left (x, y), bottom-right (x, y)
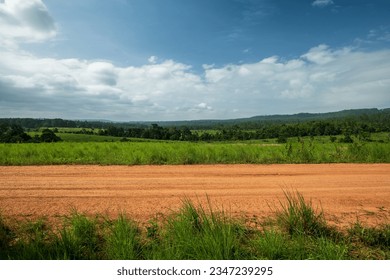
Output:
top-left (1, 108), bottom-right (389, 143)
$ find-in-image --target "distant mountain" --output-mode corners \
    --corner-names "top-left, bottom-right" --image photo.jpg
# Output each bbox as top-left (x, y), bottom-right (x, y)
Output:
top-left (247, 108), bottom-right (384, 121)
top-left (1, 108), bottom-right (389, 129)
top-left (75, 119), bottom-right (114, 123)
top-left (150, 108), bottom-right (389, 128)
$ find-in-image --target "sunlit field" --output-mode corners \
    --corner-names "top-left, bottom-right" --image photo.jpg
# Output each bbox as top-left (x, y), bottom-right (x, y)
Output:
top-left (1, 134), bottom-right (389, 165)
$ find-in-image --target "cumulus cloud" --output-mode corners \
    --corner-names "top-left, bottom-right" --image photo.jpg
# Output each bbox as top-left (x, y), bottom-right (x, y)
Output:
top-left (0, 43), bottom-right (210, 120)
top-left (312, 0), bottom-right (334, 8)
top-left (0, 0), bottom-right (56, 44)
top-left (1, 44), bottom-right (390, 120)
top-left (203, 45), bottom-right (390, 114)
top-left (0, 1), bottom-right (389, 121)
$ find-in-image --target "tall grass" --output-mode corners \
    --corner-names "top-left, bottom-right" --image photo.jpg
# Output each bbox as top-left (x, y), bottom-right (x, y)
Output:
top-left (276, 190), bottom-right (331, 238)
top-left (104, 214), bottom-right (142, 260)
top-left (56, 212), bottom-right (102, 259)
top-left (1, 140), bottom-right (389, 165)
top-left (0, 193), bottom-right (389, 260)
top-left (0, 215), bottom-right (13, 259)
top-left (255, 191), bottom-right (347, 260)
top-left (146, 199), bottom-right (248, 260)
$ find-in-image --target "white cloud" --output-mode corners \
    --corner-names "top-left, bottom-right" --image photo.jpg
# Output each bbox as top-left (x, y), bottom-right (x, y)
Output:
top-left (148, 56), bottom-right (158, 64)
top-left (195, 102), bottom-right (213, 111)
top-left (0, 1), bottom-right (389, 120)
top-left (202, 63), bottom-right (215, 70)
top-left (300, 44), bottom-right (350, 65)
top-left (0, 48), bottom-right (208, 120)
top-left (0, 0), bottom-right (56, 43)
top-left (312, 0), bottom-right (334, 8)
top-left (368, 27), bottom-right (390, 43)
top-left (202, 46), bottom-right (390, 113)
top-left (1, 43), bottom-right (390, 120)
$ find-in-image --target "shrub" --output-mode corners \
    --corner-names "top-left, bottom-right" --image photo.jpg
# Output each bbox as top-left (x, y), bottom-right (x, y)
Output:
top-left (40, 129), bottom-right (62, 142)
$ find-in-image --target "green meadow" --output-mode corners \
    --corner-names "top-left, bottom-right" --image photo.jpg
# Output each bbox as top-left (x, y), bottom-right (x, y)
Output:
top-left (1, 135), bottom-right (390, 165)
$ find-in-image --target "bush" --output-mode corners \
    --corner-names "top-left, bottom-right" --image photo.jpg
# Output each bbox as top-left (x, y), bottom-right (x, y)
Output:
top-left (40, 129), bottom-right (62, 142)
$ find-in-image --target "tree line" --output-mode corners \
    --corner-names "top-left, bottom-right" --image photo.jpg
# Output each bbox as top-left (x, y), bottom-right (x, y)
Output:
top-left (97, 118), bottom-right (389, 142)
top-left (1, 108), bottom-right (389, 143)
top-left (0, 124), bottom-right (61, 143)
top-left (1, 108), bottom-right (389, 130)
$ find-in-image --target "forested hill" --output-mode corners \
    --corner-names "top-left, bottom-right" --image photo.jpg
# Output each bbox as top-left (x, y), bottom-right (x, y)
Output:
top-left (248, 108), bottom-right (390, 122)
top-left (154, 108), bottom-right (390, 128)
top-left (1, 108), bottom-right (389, 130)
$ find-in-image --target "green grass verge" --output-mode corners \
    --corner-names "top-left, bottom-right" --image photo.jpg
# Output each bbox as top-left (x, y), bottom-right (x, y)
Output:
top-left (0, 192), bottom-right (388, 260)
top-left (1, 140), bottom-right (389, 165)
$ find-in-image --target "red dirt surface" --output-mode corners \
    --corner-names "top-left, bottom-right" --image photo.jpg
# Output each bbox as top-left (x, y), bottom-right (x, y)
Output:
top-left (0, 164), bottom-right (389, 228)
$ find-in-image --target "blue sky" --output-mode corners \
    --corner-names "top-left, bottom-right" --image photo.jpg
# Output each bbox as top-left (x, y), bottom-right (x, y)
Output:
top-left (42, 0), bottom-right (390, 68)
top-left (1, 0), bottom-right (390, 121)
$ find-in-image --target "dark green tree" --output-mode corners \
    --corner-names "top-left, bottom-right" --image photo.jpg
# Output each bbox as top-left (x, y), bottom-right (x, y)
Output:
top-left (40, 129), bottom-right (62, 142)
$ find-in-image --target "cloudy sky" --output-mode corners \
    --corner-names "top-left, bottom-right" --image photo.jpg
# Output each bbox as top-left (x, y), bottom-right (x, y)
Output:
top-left (0, 0), bottom-right (389, 121)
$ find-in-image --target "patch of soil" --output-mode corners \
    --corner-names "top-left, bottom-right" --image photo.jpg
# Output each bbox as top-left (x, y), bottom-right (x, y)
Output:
top-left (0, 164), bottom-right (389, 228)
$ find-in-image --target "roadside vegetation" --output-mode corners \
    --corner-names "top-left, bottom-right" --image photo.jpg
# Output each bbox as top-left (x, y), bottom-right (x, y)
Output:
top-left (1, 192), bottom-right (388, 260)
top-left (0, 135), bottom-right (389, 165)
top-left (1, 110), bottom-right (389, 165)
top-left (1, 111), bottom-right (388, 260)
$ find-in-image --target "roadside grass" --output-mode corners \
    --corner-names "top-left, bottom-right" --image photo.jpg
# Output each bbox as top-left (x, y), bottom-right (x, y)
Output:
top-left (55, 212), bottom-right (103, 260)
top-left (0, 192), bottom-right (388, 260)
top-left (1, 139), bottom-right (389, 165)
top-left (103, 214), bottom-right (142, 260)
top-left (347, 222), bottom-right (390, 259)
top-left (254, 191), bottom-right (348, 260)
top-left (275, 190), bottom-right (334, 238)
top-left (144, 199), bottom-right (249, 260)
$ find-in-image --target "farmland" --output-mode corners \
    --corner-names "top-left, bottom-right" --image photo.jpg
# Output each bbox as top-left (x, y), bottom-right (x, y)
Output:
top-left (0, 136), bottom-right (389, 165)
top-left (0, 113), bottom-right (389, 260)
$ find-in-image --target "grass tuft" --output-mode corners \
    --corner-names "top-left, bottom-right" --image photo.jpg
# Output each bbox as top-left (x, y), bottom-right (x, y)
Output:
top-left (276, 190), bottom-right (334, 238)
top-left (147, 198), bottom-right (247, 259)
top-left (104, 214), bottom-right (142, 260)
top-left (56, 212), bottom-right (102, 260)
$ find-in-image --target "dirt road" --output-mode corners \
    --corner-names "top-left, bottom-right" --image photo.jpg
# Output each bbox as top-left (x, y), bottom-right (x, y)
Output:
top-left (0, 164), bottom-right (389, 227)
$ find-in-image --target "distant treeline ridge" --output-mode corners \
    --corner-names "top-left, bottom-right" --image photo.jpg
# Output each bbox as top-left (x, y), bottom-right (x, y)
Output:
top-left (1, 108), bottom-right (389, 143)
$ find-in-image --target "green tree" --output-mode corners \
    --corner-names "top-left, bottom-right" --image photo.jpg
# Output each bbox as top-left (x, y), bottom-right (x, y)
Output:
top-left (40, 129), bottom-right (62, 142)
top-left (0, 124), bottom-right (32, 143)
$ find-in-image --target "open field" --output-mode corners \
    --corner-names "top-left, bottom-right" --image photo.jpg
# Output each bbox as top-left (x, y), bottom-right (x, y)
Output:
top-left (1, 164), bottom-right (389, 228)
top-left (1, 140), bottom-right (390, 165)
